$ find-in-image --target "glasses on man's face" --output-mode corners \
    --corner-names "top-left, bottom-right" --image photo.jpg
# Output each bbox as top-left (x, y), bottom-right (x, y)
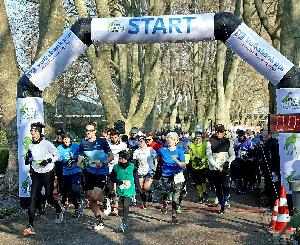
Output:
top-left (30, 129), bottom-right (39, 133)
top-left (145, 139), bottom-right (151, 142)
top-left (85, 129), bottom-right (95, 133)
top-left (216, 130), bottom-right (224, 134)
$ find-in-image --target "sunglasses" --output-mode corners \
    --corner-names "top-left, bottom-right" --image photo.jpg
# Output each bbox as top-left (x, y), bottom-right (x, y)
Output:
top-left (145, 139), bottom-right (151, 141)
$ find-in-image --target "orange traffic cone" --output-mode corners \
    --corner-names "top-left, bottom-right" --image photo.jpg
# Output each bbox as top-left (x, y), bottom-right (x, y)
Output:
top-left (274, 186), bottom-right (292, 234)
top-left (269, 198), bottom-right (279, 230)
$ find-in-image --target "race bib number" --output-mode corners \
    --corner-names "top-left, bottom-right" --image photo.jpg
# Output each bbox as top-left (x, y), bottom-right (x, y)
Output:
top-left (89, 159), bottom-right (101, 167)
top-left (119, 180), bottom-right (131, 189)
top-left (214, 152), bottom-right (227, 164)
top-left (174, 172), bottom-right (185, 184)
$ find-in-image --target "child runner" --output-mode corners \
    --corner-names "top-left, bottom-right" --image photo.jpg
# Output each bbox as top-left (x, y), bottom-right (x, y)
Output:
top-left (110, 150), bottom-right (136, 232)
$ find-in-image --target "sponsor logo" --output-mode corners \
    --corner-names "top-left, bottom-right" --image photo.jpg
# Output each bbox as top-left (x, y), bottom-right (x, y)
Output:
top-left (19, 104), bottom-right (38, 122)
top-left (284, 133), bottom-right (298, 155)
top-left (22, 136), bottom-right (32, 159)
top-left (108, 20), bottom-right (126, 33)
top-left (281, 92), bottom-right (300, 110)
top-left (21, 176), bottom-right (31, 195)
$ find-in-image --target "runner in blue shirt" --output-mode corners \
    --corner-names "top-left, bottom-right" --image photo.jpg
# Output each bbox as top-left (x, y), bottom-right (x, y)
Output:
top-left (77, 122), bottom-right (113, 230)
top-left (57, 133), bottom-right (83, 217)
top-left (155, 132), bottom-right (186, 224)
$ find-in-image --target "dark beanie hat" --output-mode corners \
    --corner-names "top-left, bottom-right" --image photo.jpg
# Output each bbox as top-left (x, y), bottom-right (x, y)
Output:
top-left (30, 122), bottom-right (45, 135)
top-left (118, 150), bottom-right (130, 161)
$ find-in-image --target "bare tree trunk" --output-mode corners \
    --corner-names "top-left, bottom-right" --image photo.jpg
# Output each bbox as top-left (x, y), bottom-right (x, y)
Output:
top-left (0, 1), bottom-right (20, 194)
top-left (35, 0), bottom-right (66, 129)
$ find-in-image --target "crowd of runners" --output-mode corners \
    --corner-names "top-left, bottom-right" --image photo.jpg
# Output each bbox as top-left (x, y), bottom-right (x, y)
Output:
top-left (22, 121), bottom-right (280, 236)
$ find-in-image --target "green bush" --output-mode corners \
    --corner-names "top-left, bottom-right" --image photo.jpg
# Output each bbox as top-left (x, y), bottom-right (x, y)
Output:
top-left (0, 129), bottom-right (7, 147)
top-left (0, 147), bottom-right (9, 174)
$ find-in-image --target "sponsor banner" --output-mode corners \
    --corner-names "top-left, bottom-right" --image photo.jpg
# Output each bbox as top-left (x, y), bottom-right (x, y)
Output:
top-left (17, 97), bottom-right (44, 197)
top-left (226, 23), bottom-right (294, 86)
top-left (25, 30), bottom-right (87, 91)
top-left (279, 133), bottom-right (300, 194)
top-left (277, 89), bottom-right (300, 194)
top-left (91, 14), bottom-right (215, 44)
top-left (277, 88), bottom-right (300, 113)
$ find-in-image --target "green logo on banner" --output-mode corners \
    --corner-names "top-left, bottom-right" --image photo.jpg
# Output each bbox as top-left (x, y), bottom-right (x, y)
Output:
top-left (21, 176), bottom-right (31, 194)
top-left (22, 135), bottom-right (32, 159)
top-left (284, 133), bottom-right (298, 155)
top-left (281, 92), bottom-right (300, 110)
top-left (108, 20), bottom-right (125, 33)
top-left (19, 103), bottom-right (38, 121)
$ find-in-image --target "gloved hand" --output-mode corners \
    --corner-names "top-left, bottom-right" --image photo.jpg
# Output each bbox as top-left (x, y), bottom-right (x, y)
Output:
top-left (223, 161), bottom-right (229, 170)
top-left (66, 158), bottom-right (76, 167)
top-left (40, 158), bottom-right (52, 167)
top-left (40, 160), bottom-right (48, 166)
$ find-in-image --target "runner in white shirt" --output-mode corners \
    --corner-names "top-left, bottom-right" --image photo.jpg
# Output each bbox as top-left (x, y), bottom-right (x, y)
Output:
top-left (105, 130), bottom-right (127, 215)
top-left (133, 136), bottom-right (156, 208)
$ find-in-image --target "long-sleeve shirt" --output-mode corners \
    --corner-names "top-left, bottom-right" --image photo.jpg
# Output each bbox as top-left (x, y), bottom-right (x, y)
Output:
top-left (57, 143), bottom-right (81, 175)
top-left (27, 139), bottom-right (60, 173)
top-left (206, 135), bottom-right (235, 170)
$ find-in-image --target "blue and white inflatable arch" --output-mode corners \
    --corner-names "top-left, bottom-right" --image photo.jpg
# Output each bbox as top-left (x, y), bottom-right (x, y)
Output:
top-left (17, 12), bottom-right (300, 198)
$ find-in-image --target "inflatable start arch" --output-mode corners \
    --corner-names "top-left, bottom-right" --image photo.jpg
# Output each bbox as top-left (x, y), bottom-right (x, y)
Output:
top-left (17, 12), bottom-right (300, 197)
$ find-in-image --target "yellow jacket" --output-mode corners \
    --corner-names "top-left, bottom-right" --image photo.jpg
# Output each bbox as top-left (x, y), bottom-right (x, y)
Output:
top-left (189, 141), bottom-right (208, 170)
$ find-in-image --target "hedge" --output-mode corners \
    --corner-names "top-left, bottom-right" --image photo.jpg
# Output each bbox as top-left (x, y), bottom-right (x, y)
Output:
top-left (0, 147), bottom-right (9, 174)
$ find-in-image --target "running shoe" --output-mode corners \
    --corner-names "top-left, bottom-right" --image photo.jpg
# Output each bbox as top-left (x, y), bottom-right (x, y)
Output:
top-left (103, 198), bottom-right (112, 216)
top-left (73, 209), bottom-right (81, 218)
top-left (160, 206), bottom-right (168, 214)
top-left (130, 198), bottom-right (137, 206)
top-left (219, 206), bottom-right (225, 215)
top-left (225, 201), bottom-right (231, 209)
top-left (110, 208), bottom-right (119, 216)
top-left (55, 209), bottom-right (64, 224)
top-left (176, 206), bottom-right (182, 214)
top-left (167, 192), bottom-right (173, 201)
top-left (78, 201), bottom-right (84, 215)
top-left (198, 196), bottom-right (204, 204)
top-left (23, 225), bottom-right (35, 236)
top-left (171, 214), bottom-right (179, 224)
top-left (94, 220), bottom-right (104, 231)
top-left (116, 223), bottom-right (127, 233)
top-left (140, 202), bottom-right (147, 209)
top-left (151, 193), bottom-right (159, 203)
top-left (214, 197), bottom-right (219, 205)
top-left (64, 203), bottom-right (69, 210)
top-left (203, 192), bottom-right (209, 202)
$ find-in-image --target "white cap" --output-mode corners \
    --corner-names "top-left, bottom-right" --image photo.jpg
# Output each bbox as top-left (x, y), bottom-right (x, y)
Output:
top-left (166, 132), bottom-right (179, 142)
top-left (195, 124), bottom-right (202, 132)
top-left (137, 131), bottom-right (144, 136)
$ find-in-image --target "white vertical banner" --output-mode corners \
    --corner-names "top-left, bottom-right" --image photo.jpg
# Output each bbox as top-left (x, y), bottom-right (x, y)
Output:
top-left (277, 89), bottom-right (300, 194)
top-left (17, 97), bottom-right (44, 197)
